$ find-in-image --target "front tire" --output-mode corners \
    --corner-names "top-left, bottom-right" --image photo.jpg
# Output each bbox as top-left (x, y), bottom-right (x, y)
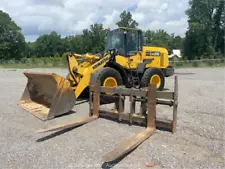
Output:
top-left (140, 68), bottom-right (165, 91)
top-left (90, 67), bottom-right (123, 104)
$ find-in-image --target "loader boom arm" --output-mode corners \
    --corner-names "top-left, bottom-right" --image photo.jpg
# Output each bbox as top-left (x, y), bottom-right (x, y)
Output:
top-left (67, 53), bottom-right (111, 98)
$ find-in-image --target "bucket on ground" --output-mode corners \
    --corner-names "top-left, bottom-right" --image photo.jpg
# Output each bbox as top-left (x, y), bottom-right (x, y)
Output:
top-left (18, 72), bottom-right (76, 121)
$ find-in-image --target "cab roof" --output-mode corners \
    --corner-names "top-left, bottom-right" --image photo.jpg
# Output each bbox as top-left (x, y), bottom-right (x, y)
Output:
top-left (110, 27), bottom-right (142, 32)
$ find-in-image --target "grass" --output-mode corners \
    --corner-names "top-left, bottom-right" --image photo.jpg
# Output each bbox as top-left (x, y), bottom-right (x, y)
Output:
top-left (171, 60), bottom-right (225, 68)
top-left (1, 59), bottom-right (225, 69)
top-left (0, 56), bottom-right (69, 69)
top-left (0, 63), bottom-right (68, 69)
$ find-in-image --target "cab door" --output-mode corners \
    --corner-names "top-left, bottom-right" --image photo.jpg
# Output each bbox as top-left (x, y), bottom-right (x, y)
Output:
top-left (125, 30), bottom-right (143, 69)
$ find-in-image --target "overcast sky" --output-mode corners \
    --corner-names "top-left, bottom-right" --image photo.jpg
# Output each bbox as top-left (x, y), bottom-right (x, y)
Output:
top-left (0, 0), bottom-right (189, 42)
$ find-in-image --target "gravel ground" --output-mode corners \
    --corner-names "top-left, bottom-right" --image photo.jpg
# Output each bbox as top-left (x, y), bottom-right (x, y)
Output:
top-left (0, 67), bottom-right (224, 169)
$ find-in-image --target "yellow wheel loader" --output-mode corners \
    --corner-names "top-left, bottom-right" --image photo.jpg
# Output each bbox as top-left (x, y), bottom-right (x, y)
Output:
top-left (18, 27), bottom-right (174, 121)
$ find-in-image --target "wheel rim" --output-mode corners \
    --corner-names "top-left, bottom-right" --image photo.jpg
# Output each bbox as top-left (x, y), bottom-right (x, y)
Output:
top-left (103, 77), bottom-right (118, 88)
top-left (103, 77), bottom-right (118, 95)
top-left (150, 74), bottom-right (161, 89)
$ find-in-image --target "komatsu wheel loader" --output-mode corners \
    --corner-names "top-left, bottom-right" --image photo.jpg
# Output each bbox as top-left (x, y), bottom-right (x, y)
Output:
top-left (18, 27), bottom-right (174, 121)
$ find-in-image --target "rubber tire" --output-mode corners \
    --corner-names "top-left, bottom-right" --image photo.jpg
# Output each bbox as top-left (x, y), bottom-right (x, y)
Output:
top-left (140, 68), bottom-right (165, 91)
top-left (91, 67), bottom-right (123, 104)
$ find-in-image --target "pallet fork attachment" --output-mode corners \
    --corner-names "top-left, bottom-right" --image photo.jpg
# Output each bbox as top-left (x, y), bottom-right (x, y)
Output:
top-left (37, 76), bottom-right (178, 163)
top-left (36, 85), bottom-right (100, 133)
top-left (102, 84), bottom-right (157, 162)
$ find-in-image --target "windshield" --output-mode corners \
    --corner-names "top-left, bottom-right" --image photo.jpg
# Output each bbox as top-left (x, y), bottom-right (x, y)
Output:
top-left (126, 31), bottom-right (139, 52)
top-left (105, 30), bottom-right (125, 55)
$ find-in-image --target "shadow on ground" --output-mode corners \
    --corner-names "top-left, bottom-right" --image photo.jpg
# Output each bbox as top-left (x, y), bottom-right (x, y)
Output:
top-left (174, 72), bottom-right (195, 75)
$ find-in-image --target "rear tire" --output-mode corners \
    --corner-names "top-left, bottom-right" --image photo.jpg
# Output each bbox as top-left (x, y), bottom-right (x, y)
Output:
top-left (90, 67), bottom-right (123, 104)
top-left (140, 68), bottom-right (165, 91)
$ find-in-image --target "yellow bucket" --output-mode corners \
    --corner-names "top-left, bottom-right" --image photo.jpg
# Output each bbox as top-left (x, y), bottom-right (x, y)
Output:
top-left (18, 72), bottom-right (76, 121)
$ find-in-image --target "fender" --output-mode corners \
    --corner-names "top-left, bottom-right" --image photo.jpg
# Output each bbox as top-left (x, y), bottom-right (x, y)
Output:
top-left (137, 58), bottom-right (154, 73)
top-left (105, 62), bottom-right (129, 86)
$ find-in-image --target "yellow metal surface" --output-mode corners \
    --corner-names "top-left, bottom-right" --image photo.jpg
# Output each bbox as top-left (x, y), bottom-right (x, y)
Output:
top-left (63, 28), bottom-right (170, 101)
top-left (68, 46), bottom-right (168, 99)
top-left (150, 74), bottom-right (161, 89)
top-left (18, 72), bottom-right (76, 121)
top-left (103, 77), bottom-right (118, 88)
top-left (103, 77), bottom-right (118, 95)
top-left (114, 46), bottom-right (168, 70)
top-left (74, 54), bottom-right (110, 98)
top-left (143, 46), bottom-right (169, 68)
top-left (67, 54), bottom-right (80, 85)
top-left (115, 53), bottom-right (142, 69)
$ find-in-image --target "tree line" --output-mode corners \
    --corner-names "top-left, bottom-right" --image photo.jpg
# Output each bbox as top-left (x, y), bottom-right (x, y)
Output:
top-left (0, 0), bottom-right (224, 61)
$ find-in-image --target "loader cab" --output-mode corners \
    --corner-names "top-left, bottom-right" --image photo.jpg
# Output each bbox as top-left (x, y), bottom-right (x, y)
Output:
top-left (105, 27), bottom-right (143, 57)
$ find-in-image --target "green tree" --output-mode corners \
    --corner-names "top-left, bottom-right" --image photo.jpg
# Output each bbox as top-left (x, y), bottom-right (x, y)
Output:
top-left (116, 11), bottom-right (138, 28)
top-left (34, 31), bottom-right (63, 57)
top-left (168, 34), bottom-right (184, 54)
top-left (212, 0), bottom-right (224, 55)
top-left (184, 0), bottom-right (224, 59)
top-left (144, 29), bottom-right (184, 54)
top-left (0, 10), bottom-right (26, 60)
top-left (89, 23), bottom-right (106, 53)
top-left (82, 23), bottom-right (106, 54)
top-left (82, 28), bottom-right (92, 53)
top-left (63, 35), bottom-right (85, 54)
top-left (145, 29), bottom-right (170, 48)
top-left (25, 42), bottom-right (36, 58)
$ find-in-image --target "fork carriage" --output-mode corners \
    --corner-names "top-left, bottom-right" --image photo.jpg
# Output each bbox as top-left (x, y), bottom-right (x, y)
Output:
top-left (38, 76), bottom-right (178, 163)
